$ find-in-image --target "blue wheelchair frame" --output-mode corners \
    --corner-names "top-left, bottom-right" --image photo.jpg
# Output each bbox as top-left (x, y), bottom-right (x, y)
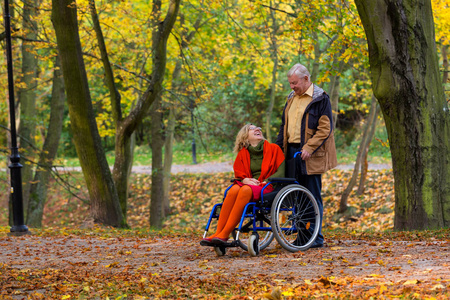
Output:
top-left (202, 177), bottom-right (299, 243)
top-left (202, 151), bottom-right (318, 254)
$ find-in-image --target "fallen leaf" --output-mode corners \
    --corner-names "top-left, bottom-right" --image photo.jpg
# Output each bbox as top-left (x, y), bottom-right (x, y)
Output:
top-left (403, 279), bottom-right (420, 285)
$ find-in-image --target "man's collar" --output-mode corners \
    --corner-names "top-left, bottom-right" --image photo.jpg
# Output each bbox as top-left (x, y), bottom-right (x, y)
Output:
top-left (305, 83), bottom-right (314, 97)
top-left (294, 83), bottom-right (314, 98)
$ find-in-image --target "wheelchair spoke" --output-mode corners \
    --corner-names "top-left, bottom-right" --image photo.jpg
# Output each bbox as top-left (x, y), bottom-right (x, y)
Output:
top-left (271, 184), bottom-right (321, 252)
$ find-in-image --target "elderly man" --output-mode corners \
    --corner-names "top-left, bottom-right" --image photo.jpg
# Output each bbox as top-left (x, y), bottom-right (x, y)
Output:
top-left (276, 63), bottom-right (337, 248)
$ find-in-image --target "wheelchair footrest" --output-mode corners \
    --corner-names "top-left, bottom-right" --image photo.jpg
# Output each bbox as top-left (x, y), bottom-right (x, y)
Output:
top-left (222, 240), bottom-right (240, 248)
top-left (200, 239), bottom-right (240, 248)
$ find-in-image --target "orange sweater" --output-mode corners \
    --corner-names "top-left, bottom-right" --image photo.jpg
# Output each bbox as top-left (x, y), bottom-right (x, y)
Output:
top-left (233, 140), bottom-right (285, 188)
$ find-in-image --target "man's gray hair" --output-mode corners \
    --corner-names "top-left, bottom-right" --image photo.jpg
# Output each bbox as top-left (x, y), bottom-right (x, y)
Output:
top-left (287, 63), bottom-right (310, 78)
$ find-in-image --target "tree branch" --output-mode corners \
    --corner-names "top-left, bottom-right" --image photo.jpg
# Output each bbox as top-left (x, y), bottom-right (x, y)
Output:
top-left (82, 51), bottom-right (151, 83)
top-left (249, 0), bottom-right (297, 18)
top-left (88, 0), bottom-right (122, 123)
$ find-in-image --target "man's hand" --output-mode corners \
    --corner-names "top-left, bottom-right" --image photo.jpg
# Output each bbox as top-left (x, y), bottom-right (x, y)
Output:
top-left (242, 178), bottom-right (260, 185)
top-left (301, 150), bottom-right (311, 160)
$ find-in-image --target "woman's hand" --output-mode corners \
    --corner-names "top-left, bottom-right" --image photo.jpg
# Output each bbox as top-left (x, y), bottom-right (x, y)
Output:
top-left (242, 178), bottom-right (260, 186)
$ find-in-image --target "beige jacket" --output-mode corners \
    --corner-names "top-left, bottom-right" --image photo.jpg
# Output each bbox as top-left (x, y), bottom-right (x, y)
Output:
top-left (276, 85), bottom-right (337, 175)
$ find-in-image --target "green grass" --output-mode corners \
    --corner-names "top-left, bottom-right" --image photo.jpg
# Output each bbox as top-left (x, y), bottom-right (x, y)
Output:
top-left (14, 141), bottom-right (391, 169)
top-left (57, 144), bottom-right (390, 168)
top-left (58, 144), bottom-right (235, 168)
top-left (132, 144), bottom-right (234, 165)
top-left (335, 123), bottom-right (392, 164)
top-left (336, 144), bottom-right (391, 164)
top-left (2, 123), bottom-right (392, 168)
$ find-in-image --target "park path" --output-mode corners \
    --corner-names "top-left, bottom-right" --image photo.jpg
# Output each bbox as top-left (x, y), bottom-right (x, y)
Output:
top-left (133, 162), bottom-right (392, 174)
top-left (54, 161), bottom-right (392, 174)
top-left (0, 234), bottom-right (448, 286)
top-left (132, 161), bottom-right (392, 174)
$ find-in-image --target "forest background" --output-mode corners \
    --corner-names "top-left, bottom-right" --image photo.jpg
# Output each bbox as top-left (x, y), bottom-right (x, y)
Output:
top-left (0, 0), bottom-right (449, 298)
top-left (0, 0), bottom-right (449, 228)
top-left (0, 0), bottom-right (448, 226)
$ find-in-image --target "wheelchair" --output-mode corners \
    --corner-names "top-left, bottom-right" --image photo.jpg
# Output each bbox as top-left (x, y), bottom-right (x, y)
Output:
top-left (202, 177), bottom-right (321, 256)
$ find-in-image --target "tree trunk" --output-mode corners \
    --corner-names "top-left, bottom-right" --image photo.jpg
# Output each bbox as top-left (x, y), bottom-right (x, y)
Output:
top-left (190, 100), bottom-right (197, 165)
top-left (110, 0), bottom-right (180, 228)
top-left (265, 3), bottom-right (279, 143)
top-left (328, 57), bottom-right (345, 129)
top-left (148, 0), bottom-right (179, 228)
top-left (327, 1), bottom-right (345, 126)
top-left (357, 100), bottom-right (380, 195)
top-left (5, 0), bottom-right (17, 227)
top-left (150, 99), bottom-right (164, 228)
top-left (163, 105), bottom-right (175, 216)
top-left (265, 53), bottom-right (278, 143)
top-left (339, 95), bottom-right (378, 213)
top-left (88, 0), bottom-right (121, 122)
top-left (18, 0), bottom-right (39, 214)
top-left (51, 0), bottom-right (125, 227)
top-left (160, 59), bottom-right (182, 218)
top-left (310, 32), bottom-right (321, 83)
top-left (88, 0), bottom-right (133, 220)
top-left (27, 57), bottom-right (65, 227)
top-left (113, 131), bottom-right (135, 220)
top-left (355, 0), bottom-right (450, 229)
top-left (442, 44), bottom-right (448, 84)
top-left (159, 12), bottom-right (203, 216)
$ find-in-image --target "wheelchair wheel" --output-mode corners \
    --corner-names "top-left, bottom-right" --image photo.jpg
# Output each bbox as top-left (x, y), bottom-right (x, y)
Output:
top-left (214, 246), bottom-right (226, 256)
top-left (247, 232), bottom-right (260, 257)
top-left (271, 184), bottom-right (320, 252)
top-left (232, 219), bottom-right (273, 252)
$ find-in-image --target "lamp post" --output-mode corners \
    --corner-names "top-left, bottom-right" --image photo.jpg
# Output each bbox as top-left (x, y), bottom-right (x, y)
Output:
top-left (3, 0), bottom-right (29, 235)
top-left (190, 98), bottom-right (197, 165)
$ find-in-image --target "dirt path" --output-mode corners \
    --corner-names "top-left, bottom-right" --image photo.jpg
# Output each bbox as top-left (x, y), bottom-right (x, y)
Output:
top-left (1, 235), bottom-right (448, 284)
top-left (132, 161), bottom-right (235, 174)
top-left (52, 162), bottom-right (391, 174)
top-left (134, 162), bottom-right (392, 174)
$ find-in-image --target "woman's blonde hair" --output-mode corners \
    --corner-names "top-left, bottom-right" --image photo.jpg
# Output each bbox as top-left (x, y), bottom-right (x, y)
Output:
top-left (233, 123), bottom-right (265, 153)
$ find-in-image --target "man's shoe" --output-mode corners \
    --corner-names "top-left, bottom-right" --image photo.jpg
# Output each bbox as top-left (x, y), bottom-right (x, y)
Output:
top-left (292, 236), bottom-right (324, 248)
top-left (200, 238), bottom-right (214, 247)
top-left (211, 237), bottom-right (229, 245)
top-left (310, 242), bottom-right (324, 248)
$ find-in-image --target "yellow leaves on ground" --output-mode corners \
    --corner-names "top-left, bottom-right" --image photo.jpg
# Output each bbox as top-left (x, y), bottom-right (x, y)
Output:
top-left (261, 275), bottom-right (449, 300)
top-left (404, 279), bottom-right (420, 285)
top-left (1, 237), bottom-right (449, 300)
top-left (126, 168), bottom-right (396, 234)
top-left (104, 262), bottom-right (119, 268)
top-left (1, 167), bottom-right (448, 299)
top-left (262, 287), bottom-right (282, 300)
top-left (194, 169), bottom-right (396, 233)
top-left (0, 168), bottom-right (396, 232)
top-left (323, 169), bottom-right (395, 232)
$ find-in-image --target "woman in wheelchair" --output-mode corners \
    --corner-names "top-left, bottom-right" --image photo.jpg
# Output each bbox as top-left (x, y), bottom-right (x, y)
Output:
top-left (200, 123), bottom-right (285, 246)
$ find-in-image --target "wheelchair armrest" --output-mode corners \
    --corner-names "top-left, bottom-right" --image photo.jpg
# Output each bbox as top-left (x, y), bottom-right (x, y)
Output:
top-left (267, 177), bottom-right (298, 184)
top-left (260, 178), bottom-right (298, 204)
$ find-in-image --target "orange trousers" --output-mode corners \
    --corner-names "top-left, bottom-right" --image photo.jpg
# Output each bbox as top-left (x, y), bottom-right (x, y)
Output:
top-left (207, 184), bottom-right (253, 240)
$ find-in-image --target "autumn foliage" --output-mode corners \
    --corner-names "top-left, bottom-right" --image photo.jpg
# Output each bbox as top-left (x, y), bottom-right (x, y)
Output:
top-left (0, 0), bottom-right (449, 296)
